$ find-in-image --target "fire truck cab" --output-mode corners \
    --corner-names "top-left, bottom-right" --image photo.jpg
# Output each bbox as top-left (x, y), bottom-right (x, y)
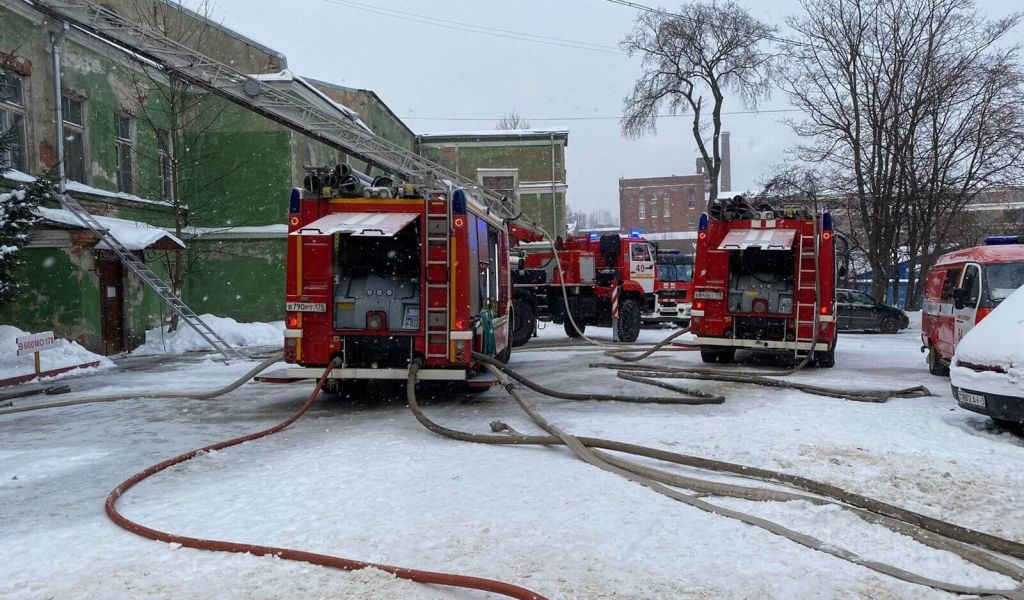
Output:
top-left (690, 197), bottom-right (838, 367)
top-left (510, 232), bottom-right (656, 344)
top-left (283, 170), bottom-right (512, 389)
top-left (644, 251), bottom-right (694, 326)
top-left (921, 236), bottom-right (1024, 376)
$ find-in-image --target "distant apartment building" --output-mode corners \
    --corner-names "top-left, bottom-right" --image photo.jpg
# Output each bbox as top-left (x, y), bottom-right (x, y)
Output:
top-left (619, 174), bottom-right (707, 235)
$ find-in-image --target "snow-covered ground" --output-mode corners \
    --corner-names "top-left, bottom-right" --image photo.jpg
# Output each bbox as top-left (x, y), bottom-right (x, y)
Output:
top-left (131, 315), bottom-right (284, 356)
top-left (0, 325), bottom-right (114, 382)
top-left (1, 322), bottom-right (1022, 599)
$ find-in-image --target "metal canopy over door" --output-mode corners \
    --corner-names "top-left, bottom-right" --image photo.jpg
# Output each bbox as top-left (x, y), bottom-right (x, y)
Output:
top-left (291, 212), bottom-right (419, 237)
top-left (97, 255), bottom-right (125, 355)
top-left (718, 228), bottom-right (797, 251)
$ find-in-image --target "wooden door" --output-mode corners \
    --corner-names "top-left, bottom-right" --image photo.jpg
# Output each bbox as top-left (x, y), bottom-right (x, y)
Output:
top-left (97, 257), bottom-right (125, 355)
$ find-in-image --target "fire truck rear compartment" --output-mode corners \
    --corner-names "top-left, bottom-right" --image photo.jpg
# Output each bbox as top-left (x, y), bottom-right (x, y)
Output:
top-left (727, 248), bottom-right (795, 340)
top-left (332, 219), bottom-right (422, 367)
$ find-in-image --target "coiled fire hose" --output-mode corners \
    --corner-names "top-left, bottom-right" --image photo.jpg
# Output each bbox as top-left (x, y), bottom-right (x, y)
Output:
top-left (104, 357), bottom-right (548, 600)
top-left (408, 357), bottom-right (1024, 599)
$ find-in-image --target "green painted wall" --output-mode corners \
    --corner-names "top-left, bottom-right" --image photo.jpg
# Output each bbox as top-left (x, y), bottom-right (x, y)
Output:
top-left (0, 247), bottom-right (100, 346)
top-left (182, 238), bottom-right (286, 322)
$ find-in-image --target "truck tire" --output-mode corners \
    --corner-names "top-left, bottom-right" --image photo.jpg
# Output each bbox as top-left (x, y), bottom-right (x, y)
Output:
top-left (815, 349), bottom-right (836, 368)
top-left (510, 297), bottom-right (535, 348)
top-left (564, 319), bottom-right (585, 338)
top-left (616, 299), bottom-right (641, 343)
top-left (927, 343), bottom-right (949, 376)
top-left (701, 348), bottom-right (736, 363)
top-left (879, 317), bottom-right (899, 334)
top-left (496, 342), bottom-right (512, 364)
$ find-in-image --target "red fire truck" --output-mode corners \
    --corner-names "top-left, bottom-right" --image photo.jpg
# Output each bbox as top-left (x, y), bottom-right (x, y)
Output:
top-left (690, 197), bottom-right (838, 367)
top-left (644, 251), bottom-right (694, 326)
top-left (509, 230), bottom-right (657, 345)
top-left (920, 236), bottom-right (1024, 375)
top-left (282, 174), bottom-right (514, 390)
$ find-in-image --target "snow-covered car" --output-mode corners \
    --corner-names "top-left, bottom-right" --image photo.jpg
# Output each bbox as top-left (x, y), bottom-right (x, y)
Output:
top-left (949, 284), bottom-right (1024, 426)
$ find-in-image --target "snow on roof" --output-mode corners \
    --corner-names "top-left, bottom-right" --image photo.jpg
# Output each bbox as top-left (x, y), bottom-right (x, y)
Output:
top-left (174, 224), bottom-right (288, 238)
top-left (418, 127), bottom-right (570, 138)
top-left (3, 171), bottom-right (174, 208)
top-left (951, 284), bottom-right (1024, 397)
top-left (247, 70), bottom-right (372, 133)
top-left (37, 206), bottom-right (185, 251)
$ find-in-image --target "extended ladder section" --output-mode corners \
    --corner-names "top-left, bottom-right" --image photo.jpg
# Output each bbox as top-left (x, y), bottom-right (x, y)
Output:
top-left (31, 0), bottom-right (526, 228)
top-left (793, 213), bottom-right (821, 357)
top-left (57, 194), bottom-right (242, 361)
top-left (424, 199), bottom-right (452, 361)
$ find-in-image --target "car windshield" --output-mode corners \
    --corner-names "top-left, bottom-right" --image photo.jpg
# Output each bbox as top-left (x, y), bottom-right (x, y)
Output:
top-left (658, 263), bottom-right (693, 282)
top-left (986, 262), bottom-right (1024, 301)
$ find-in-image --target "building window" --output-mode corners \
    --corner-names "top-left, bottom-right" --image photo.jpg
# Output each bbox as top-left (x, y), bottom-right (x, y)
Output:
top-left (688, 188), bottom-right (696, 208)
top-left (114, 112), bottom-right (134, 194)
top-left (478, 168), bottom-right (518, 201)
top-left (663, 196), bottom-right (671, 217)
top-left (688, 214), bottom-right (696, 228)
top-left (638, 201), bottom-right (645, 220)
top-left (61, 94), bottom-right (86, 183)
top-left (156, 128), bottom-right (173, 201)
top-left (0, 69), bottom-right (26, 172)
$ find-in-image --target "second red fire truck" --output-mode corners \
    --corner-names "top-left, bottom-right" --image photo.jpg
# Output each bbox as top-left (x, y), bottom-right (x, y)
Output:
top-left (690, 196), bottom-right (838, 367)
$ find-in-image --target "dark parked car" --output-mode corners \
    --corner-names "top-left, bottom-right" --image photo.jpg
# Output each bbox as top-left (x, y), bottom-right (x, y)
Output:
top-left (836, 289), bottom-right (910, 333)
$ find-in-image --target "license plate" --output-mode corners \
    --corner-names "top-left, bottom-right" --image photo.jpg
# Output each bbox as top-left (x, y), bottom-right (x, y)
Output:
top-left (285, 302), bottom-right (326, 313)
top-left (958, 390), bottom-right (986, 407)
top-left (694, 290), bottom-right (724, 300)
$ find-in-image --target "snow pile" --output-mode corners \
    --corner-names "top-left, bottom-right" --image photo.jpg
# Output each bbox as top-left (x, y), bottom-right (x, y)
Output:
top-left (950, 284), bottom-right (1024, 396)
top-left (132, 315), bottom-right (284, 355)
top-left (0, 325), bottom-right (113, 381)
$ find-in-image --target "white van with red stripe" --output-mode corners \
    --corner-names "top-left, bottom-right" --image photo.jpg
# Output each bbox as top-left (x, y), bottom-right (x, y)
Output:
top-left (921, 236), bottom-right (1024, 375)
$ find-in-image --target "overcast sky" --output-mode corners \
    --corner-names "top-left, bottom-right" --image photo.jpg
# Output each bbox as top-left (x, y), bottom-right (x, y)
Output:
top-left (189, 0), bottom-right (1022, 218)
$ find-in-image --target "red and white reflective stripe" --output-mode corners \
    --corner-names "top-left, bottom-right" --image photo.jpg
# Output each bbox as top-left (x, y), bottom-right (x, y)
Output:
top-left (612, 285), bottom-right (620, 318)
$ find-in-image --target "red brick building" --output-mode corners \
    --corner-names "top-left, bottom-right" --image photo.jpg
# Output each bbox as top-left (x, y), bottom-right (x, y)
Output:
top-left (618, 175), bottom-right (707, 236)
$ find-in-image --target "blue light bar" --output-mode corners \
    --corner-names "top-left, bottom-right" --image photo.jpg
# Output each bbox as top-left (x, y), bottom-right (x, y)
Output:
top-left (289, 188), bottom-right (301, 213)
top-left (698, 213), bottom-right (708, 231)
top-left (630, 229), bottom-right (642, 238)
top-left (589, 232), bottom-right (600, 240)
top-left (452, 188), bottom-right (467, 215)
top-left (984, 235), bottom-right (1020, 245)
top-left (823, 212), bottom-right (833, 231)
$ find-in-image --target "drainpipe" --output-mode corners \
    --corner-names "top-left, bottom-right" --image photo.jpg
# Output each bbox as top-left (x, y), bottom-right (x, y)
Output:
top-left (550, 133), bottom-right (557, 235)
top-left (52, 22), bottom-right (69, 194)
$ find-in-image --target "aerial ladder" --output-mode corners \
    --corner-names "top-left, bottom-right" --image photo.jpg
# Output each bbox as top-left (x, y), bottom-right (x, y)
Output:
top-left (29, 0), bottom-right (541, 359)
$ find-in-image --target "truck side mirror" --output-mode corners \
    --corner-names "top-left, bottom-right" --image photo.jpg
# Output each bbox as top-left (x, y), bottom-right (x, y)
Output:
top-left (952, 288), bottom-right (967, 310)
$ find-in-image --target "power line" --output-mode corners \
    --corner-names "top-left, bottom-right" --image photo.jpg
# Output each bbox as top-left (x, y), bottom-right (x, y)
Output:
top-left (401, 108), bottom-right (801, 121)
top-left (602, 0), bottom-right (818, 49)
top-left (316, 0), bottom-right (628, 56)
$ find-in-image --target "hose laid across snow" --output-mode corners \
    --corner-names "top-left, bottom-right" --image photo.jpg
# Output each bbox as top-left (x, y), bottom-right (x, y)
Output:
top-left (105, 358), bottom-right (548, 600)
top-left (407, 358), bottom-right (1024, 599)
top-left (0, 352), bottom-right (285, 416)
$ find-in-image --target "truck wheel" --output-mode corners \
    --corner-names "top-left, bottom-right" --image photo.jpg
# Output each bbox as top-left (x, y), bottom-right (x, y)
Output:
top-left (616, 299), bottom-right (641, 343)
top-left (701, 348), bottom-right (735, 363)
top-left (879, 317), bottom-right (899, 334)
top-left (564, 319), bottom-right (585, 338)
top-left (815, 349), bottom-right (836, 368)
top-left (510, 298), bottom-right (535, 347)
top-left (927, 344), bottom-right (949, 376)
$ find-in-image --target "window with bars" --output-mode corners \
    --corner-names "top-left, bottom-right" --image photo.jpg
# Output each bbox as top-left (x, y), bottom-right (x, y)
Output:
top-left (481, 175), bottom-right (516, 199)
top-left (156, 128), bottom-right (173, 201)
top-left (62, 94), bottom-right (86, 184)
top-left (114, 113), bottom-right (134, 194)
top-left (0, 70), bottom-right (26, 172)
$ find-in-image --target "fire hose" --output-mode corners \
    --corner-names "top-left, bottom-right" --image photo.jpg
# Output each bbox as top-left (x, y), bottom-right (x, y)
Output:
top-left (408, 357), bottom-right (1024, 599)
top-left (104, 357), bottom-right (548, 600)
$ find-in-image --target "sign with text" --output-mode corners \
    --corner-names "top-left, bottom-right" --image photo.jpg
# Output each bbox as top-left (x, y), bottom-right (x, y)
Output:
top-left (16, 331), bottom-right (58, 356)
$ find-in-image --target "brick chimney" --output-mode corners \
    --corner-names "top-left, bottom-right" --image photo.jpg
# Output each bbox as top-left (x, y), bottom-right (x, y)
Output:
top-left (720, 131), bottom-right (731, 192)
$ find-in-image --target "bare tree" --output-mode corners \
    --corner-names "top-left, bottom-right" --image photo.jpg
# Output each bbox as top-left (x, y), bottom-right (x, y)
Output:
top-left (120, 0), bottom-right (276, 330)
top-left (782, 0), bottom-right (1024, 306)
top-left (621, 1), bottom-right (774, 203)
top-left (496, 110), bottom-right (531, 130)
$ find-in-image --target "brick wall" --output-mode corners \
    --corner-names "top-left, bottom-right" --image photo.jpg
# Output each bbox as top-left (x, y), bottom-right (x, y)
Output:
top-left (619, 175), bottom-right (707, 234)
